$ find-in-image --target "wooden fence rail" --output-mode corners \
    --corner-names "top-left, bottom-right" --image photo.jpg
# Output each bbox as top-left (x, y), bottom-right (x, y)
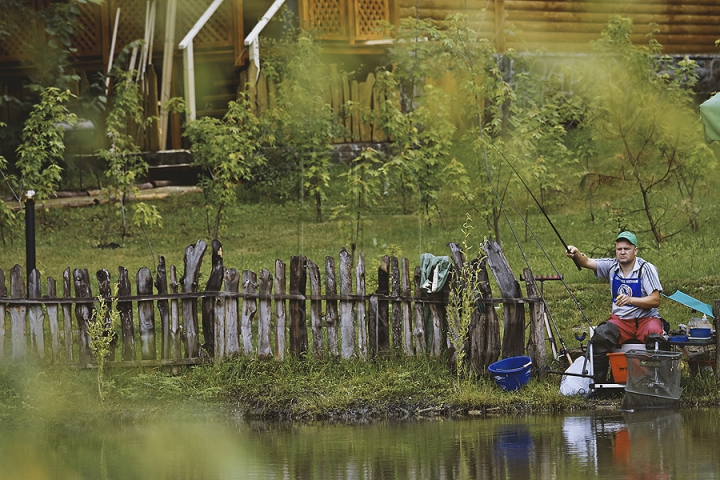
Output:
top-left (0, 240), bottom-right (546, 370)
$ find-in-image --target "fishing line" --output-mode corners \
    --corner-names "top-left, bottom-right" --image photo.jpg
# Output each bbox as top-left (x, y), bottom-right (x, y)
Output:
top-left (482, 142), bottom-right (595, 363)
top-left (483, 148), bottom-right (531, 271)
top-left (487, 142), bottom-right (582, 273)
top-left (504, 187), bottom-right (593, 329)
top-left (483, 147), bottom-right (577, 360)
top-left (485, 152), bottom-right (588, 342)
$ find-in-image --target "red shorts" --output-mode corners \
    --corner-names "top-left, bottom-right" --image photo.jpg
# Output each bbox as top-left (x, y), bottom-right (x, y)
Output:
top-left (608, 314), bottom-right (663, 344)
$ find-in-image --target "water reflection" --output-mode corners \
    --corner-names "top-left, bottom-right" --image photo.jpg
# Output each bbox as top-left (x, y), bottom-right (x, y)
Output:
top-left (562, 410), bottom-right (685, 479)
top-left (1, 409), bottom-right (720, 479)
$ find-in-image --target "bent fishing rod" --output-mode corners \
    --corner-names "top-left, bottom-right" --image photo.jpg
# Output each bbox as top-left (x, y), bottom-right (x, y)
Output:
top-left (488, 143), bottom-right (582, 271)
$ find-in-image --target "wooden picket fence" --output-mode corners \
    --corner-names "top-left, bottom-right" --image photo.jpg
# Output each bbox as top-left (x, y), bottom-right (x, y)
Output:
top-left (242, 64), bottom-right (390, 145)
top-left (0, 239), bottom-right (548, 370)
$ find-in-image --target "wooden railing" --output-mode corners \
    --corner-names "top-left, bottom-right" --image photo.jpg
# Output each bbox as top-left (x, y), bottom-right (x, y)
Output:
top-left (299, 0), bottom-right (398, 45)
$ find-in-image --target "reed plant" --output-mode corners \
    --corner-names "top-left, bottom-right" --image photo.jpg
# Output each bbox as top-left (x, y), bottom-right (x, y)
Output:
top-left (88, 292), bottom-right (118, 401)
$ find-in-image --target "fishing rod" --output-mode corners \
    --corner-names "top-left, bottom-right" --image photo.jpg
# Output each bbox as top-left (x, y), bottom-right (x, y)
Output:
top-left (491, 149), bottom-right (595, 330)
top-left (482, 146), bottom-right (587, 363)
top-left (488, 143), bottom-right (582, 271)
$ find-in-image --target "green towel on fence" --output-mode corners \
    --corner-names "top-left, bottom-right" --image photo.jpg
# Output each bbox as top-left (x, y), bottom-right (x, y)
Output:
top-left (419, 253), bottom-right (451, 294)
top-left (419, 253), bottom-right (452, 353)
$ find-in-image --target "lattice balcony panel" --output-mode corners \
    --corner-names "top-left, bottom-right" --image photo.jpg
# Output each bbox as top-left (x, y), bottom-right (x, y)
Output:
top-left (303, 0), bottom-right (393, 42)
top-left (354, 0), bottom-right (389, 40)
top-left (0, 25), bottom-right (34, 61)
top-left (110, 0), bottom-right (151, 52)
top-left (71, 1), bottom-right (103, 58)
top-left (307, 0), bottom-right (347, 39)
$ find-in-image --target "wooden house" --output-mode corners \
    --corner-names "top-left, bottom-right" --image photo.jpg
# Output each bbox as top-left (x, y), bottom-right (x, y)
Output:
top-left (1, 0), bottom-right (719, 154)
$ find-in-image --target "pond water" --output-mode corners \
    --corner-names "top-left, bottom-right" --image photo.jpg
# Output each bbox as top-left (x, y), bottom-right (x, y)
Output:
top-left (2, 408), bottom-right (719, 479)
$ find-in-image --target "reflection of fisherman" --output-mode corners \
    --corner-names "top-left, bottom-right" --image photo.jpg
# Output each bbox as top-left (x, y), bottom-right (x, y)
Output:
top-left (614, 411), bottom-right (682, 480)
top-left (565, 232), bottom-right (663, 383)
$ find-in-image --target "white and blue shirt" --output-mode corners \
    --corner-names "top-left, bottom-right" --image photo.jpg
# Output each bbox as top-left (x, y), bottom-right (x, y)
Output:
top-left (595, 257), bottom-right (662, 320)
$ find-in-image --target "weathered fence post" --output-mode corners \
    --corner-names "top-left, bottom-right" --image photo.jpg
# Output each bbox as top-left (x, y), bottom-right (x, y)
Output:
top-left (214, 289), bottom-right (225, 362)
top-left (372, 75), bottom-right (387, 142)
top-left (274, 260), bottom-right (287, 360)
top-left (202, 239), bottom-right (224, 356)
top-left (391, 257), bottom-right (401, 352)
top-left (368, 295), bottom-right (378, 356)
top-left (46, 276), bottom-right (61, 362)
top-left (223, 268), bottom-right (240, 357)
top-left (137, 267), bottom-right (156, 360)
top-left (169, 265), bottom-right (181, 360)
top-left (27, 269), bottom-right (45, 359)
top-left (339, 248), bottom-right (354, 359)
top-left (307, 260), bottom-right (324, 357)
top-left (356, 253), bottom-right (367, 358)
top-left (9, 265), bottom-right (26, 360)
top-left (289, 256), bottom-right (307, 357)
top-left (62, 268), bottom-right (73, 362)
top-left (412, 266), bottom-right (426, 355)
top-left (428, 290), bottom-right (444, 357)
top-left (117, 267), bottom-right (135, 361)
top-left (485, 239), bottom-right (525, 358)
top-left (523, 267), bottom-right (547, 377)
top-left (241, 270), bottom-right (257, 356)
top-left (257, 269), bottom-right (273, 359)
top-left (401, 258), bottom-right (412, 356)
top-left (96, 269), bottom-right (115, 361)
top-left (155, 256), bottom-right (170, 359)
top-left (325, 256), bottom-right (339, 356)
top-left (180, 240), bottom-right (206, 358)
top-left (477, 257), bottom-right (501, 369)
top-left (376, 255), bottom-right (390, 353)
top-left (351, 79), bottom-right (360, 140)
top-left (0, 268), bottom-right (5, 359)
top-left (73, 268), bottom-right (93, 365)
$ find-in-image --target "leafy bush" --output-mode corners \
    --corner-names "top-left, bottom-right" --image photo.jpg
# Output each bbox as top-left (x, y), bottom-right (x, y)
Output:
top-left (184, 93), bottom-right (264, 238)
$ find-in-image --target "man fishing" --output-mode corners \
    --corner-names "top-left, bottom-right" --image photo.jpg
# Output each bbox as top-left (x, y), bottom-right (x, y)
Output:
top-left (565, 231), bottom-right (663, 383)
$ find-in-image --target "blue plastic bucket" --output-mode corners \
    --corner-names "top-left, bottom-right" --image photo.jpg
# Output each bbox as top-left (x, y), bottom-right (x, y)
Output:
top-left (488, 356), bottom-right (532, 391)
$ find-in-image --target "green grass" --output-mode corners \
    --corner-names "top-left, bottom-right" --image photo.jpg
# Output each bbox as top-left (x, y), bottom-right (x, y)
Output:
top-left (0, 356), bottom-right (590, 424)
top-left (0, 190), bottom-right (460, 292)
top-left (2, 354), bottom-right (717, 426)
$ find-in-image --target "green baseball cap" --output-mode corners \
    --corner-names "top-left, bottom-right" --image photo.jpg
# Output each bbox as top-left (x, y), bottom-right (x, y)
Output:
top-left (616, 231), bottom-right (637, 246)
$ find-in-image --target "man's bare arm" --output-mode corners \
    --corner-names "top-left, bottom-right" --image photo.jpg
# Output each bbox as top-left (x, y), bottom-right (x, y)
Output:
top-left (565, 245), bottom-right (597, 272)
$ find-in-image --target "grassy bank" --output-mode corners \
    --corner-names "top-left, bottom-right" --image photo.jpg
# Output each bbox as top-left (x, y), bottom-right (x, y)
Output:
top-left (1, 355), bottom-right (720, 427)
